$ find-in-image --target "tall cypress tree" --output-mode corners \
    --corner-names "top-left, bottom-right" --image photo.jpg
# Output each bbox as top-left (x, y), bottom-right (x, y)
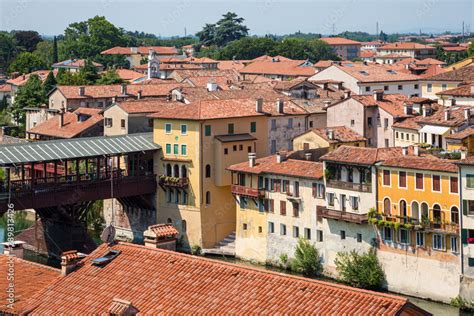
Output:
top-left (52, 35), bottom-right (58, 64)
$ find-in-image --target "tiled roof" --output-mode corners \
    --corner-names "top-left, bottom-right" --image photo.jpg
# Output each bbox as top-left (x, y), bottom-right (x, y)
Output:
top-left (133, 63), bottom-right (204, 71)
top-left (171, 69), bottom-right (240, 83)
top-left (395, 58), bottom-right (419, 65)
top-left (443, 46), bottom-right (468, 52)
top-left (320, 37), bottom-right (361, 45)
top-left (331, 63), bottom-right (420, 82)
top-left (28, 108), bottom-right (103, 138)
top-left (0, 83), bottom-right (12, 92)
top-left (392, 115), bottom-right (424, 130)
top-left (116, 100), bottom-right (183, 114)
top-left (425, 64), bottom-right (474, 82)
top-left (184, 75), bottom-right (233, 90)
top-left (101, 46), bottom-right (178, 55)
top-left (352, 94), bottom-right (410, 117)
top-left (7, 69), bottom-right (57, 86)
top-left (251, 55), bottom-right (294, 62)
top-left (228, 155), bottom-right (324, 179)
top-left (321, 145), bottom-right (405, 165)
top-left (52, 59), bottom-right (103, 68)
top-left (436, 84), bottom-right (474, 97)
top-left (307, 126), bottom-right (366, 144)
top-left (273, 77), bottom-right (316, 90)
top-left (380, 155), bottom-right (458, 173)
top-left (240, 60), bottom-right (315, 77)
top-left (24, 242), bottom-right (422, 314)
top-left (148, 98), bottom-right (307, 121)
top-left (379, 42), bottom-right (436, 50)
top-left (55, 83), bottom-right (182, 99)
top-left (445, 126), bottom-right (474, 140)
top-left (218, 60), bottom-right (247, 71)
top-left (360, 51), bottom-right (376, 58)
top-left (417, 58), bottom-right (446, 66)
top-left (148, 224), bottom-right (179, 238)
top-left (0, 255), bottom-right (59, 314)
top-left (175, 86), bottom-right (288, 103)
top-left (215, 133), bottom-right (257, 143)
top-left (113, 69), bottom-right (145, 82)
top-left (418, 105), bottom-right (474, 127)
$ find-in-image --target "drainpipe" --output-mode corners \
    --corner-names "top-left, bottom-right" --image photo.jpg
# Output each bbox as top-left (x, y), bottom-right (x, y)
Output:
top-left (460, 167), bottom-right (464, 276)
top-left (200, 121), bottom-right (204, 208)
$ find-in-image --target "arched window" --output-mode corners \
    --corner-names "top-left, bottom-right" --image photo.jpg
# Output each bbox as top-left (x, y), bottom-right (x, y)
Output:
top-left (451, 206), bottom-right (459, 225)
top-left (411, 201), bottom-right (420, 220)
top-left (173, 164), bottom-right (180, 177)
top-left (421, 203), bottom-right (429, 219)
top-left (166, 163), bottom-right (172, 176)
top-left (206, 191), bottom-right (211, 204)
top-left (432, 204), bottom-right (442, 228)
top-left (182, 220), bottom-right (187, 232)
top-left (383, 198), bottom-right (391, 215)
top-left (205, 164), bottom-right (211, 178)
top-left (167, 218), bottom-right (172, 224)
top-left (181, 165), bottom-right (187, 178)
top-left (399, 200), bottom-right (407, 217)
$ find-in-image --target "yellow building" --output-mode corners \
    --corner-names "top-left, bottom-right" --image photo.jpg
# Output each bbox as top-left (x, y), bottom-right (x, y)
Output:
top-left (149, 98), bottom-right (308, 250)
top-left (293, 126), bottom-right (366, 152)
top-left (445, 127), bottom-right (474, 154)
top-left (420, 66), bottom-right (473, 99)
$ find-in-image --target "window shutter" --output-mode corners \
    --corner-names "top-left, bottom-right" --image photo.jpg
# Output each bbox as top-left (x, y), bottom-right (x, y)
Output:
top-left (463, 200), bottom-right (468, 216)
top-left (462, 229), bottom-right (468, 245)
top-left (312, 183), bottom-right (317, 198)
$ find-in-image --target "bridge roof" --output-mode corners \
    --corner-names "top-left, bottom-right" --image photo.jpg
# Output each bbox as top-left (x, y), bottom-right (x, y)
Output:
top-left (0, 133), bottom-right (160, 166)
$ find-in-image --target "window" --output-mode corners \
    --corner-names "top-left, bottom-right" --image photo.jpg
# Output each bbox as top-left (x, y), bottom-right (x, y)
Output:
top-left (294, 181), bottom-right (299, 197)
top-left (432, 175), bottom-right (441, 192)
top-left (267, 199), bottom-right (274, 213)
top-left (165, 144), bottom-right (171, 154)
top-left (384, 139), bottom-right (389, 147)
top-left (365, 86), bottom-right (371, 92)
top-left (180, 124), bottom-right (187, 135)
top-left (182, 220), bottom-right (187, 232)
top-left (451, 206), bottom-right (459, 224)
top-left (105, 118), bottom-right (113, 127)
top-left (271, 119), bottom-right (277, 130)
top-left (340, 230), bottom-right (346, 240)
top-left (227, 123), bottom-right (234, 134)
top-left (304, 228), bottom-right (311, 240)
top-left (384, 118), bottom-right (389, 128)
top-left (350, 196), bottom-right (359, 211)
top-left (165, 123), bottom-right (172, 134)
top-left (148, 119), bottom-right (153, 127)
top-left (293, 226), bottom-right (299, 238)
top-left (414, 84), bottom-right (419, 89)
top-left (399, 229), bottom-right (409, 244)
top-left (467, 175), bottom-right (474, 188)
top-left (248, 146), bottom-right (252, 153)
top-left (415, 173), bottom-right (424, 190)
top-left (433, 234), bottom-right (444, 250)
top-left (167, 218), bottom-right (173, 224)
top-left (205, 125), bottom-right (211, 136)
top-left (383, 227), bottom-right (392, 242)
top-left (268, 222), bottom-right (274, 233)
top-left (465, 200), bottom-right (474, 215)
top-left (450, 177), bottom-right (459, 193)
top-left (356, 233), bottom-right (362, 243)
top-left (121, 119), bottom-right (126, 129)
top-left (368, 117), bottom-right (373, 127)
top-left (384, 85), bottom-right (389, 91)
top-left (451, 236), bottom-right (458, 253)
top-left (258, 226), bottom-right (263, 233)
top-left (398, 85), bottom-right (403, 90)
top-left (173, 144), bottom-right (179, 155)
top-left (398, 171), bottom-right (407, 188)
top-left (232, 145), bottom-right (237, 152)
top-left (293, 203), bottom-right (299, 217)
top-left (182, 191), bottom-right (188, 205)
top-left (442, 83), bottom-right (447, 91)
top-left (317, 230), bottom-right (323, 242)
top-left (243, 223), bottom-right (248, 230)
top-left (181, 145), bottom-right (187, 156)
top-left (240, 197), bottom-right (247, 209)
top-left (383, 198), bottom-right (391, 215)
top-left (280, 224), bottom-right (287, 236)
top-left (416, 231), bottom-right (425, 247)
top-left (271, 140), bottom-right (277, 154)
top-left (280, 201), bottom-right (287, 216)
top-left (383, 170), bottom-right (391, 186)
top-left (288, 118), bottom-right (293, 128)
top-left (350, 119), bottom-right (355, 127)
top-left (427, 83), bottom-right (432, 92)
top-left (224, 148), bottom-right (228, 155)
top-left (327, 192), bottom-right (335, 207)
top-left (250, 122), bottom-right (256, 133)
top-left (205, 191), bottom-right (211, 204)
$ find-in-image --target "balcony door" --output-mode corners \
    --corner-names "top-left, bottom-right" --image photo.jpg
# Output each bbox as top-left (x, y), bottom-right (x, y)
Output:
top-left (340, 194), bottom-right (346, 212)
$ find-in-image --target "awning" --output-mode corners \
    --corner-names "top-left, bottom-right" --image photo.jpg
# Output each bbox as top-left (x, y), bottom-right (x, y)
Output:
top-left (215, 133), bottom-right (257, 143)
top-left (419, 125), bottom-right (451, 135)
top-left (0, 133), bottom-right (160, 166)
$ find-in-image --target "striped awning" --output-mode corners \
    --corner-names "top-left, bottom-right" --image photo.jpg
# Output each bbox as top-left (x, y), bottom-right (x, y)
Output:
top-left (0, 133), bottom-right (160, 166)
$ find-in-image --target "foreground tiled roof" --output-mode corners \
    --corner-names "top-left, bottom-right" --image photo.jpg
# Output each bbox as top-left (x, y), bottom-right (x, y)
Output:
top-left (217, 60), bottom-right (248, 71)
top-left (28, 108), bottom-right (103, 138)
top-left (240, 60), bottom-right (315, 77)
top-left (25, 242), bottom-right (422, 314)
top-left (380, 155), bottom-right (458, 173)
top-left (436, 84), bottom-right (474, 97)
top-left (425, 64), bottom-right (474, 82)
top-left (321, 145), bottom-right (405, 165)
top-left (228, 155), bottom-right (324, 179)
top-left (0, 255), bottom-right (59, 314)
top-left (352, 94), bottom-right (410, 117)
top-left (445, 126), bottom-right (474, 140)
top-left (101, 46), bottom-right (178, 55)
top-left (418, 105), bottom-right (474, 127)
top-left (116, 100), bottom-right (183, 114)
top-left (320, 37), bottom-right (361, 45)
top-left (331, 63), bottom-right (419, 82)
top-left (148, 98), bottom-right (307, 121)
top-left (147, 224), bottom-right (179, 238)
top-left (308, 126), bottom-right (366, 144)
top-left (55, 83), bottom-right (182, 99)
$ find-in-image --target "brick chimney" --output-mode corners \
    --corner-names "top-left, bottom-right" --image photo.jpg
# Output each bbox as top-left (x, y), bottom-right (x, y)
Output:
top-left (248, 153), bottom-right (256, 167)
top-left (60, 250), bottom-right (86, 276)
top-left (276, 151), bottom-right (287, 163)
top-left (327, 129), bottom-right (335, 140)
top-left (414, 145), bottom-right (419, 156)
top-left (255, 98), bottom-right (263, 113)
top-left (422, 105), bottom-right (429, 117)
top-left (207, 79), bottom-right (218, 92)
top-left (444, 109), bottom-right (451, 121)
top-left (59, 106), bottom-right (65, 128)
top-left (1, 241), bottom-right (26, 259)
top-left (305, 152), bottom-right (312, 161)
top-left (402, 147), bottom-right (408, 156)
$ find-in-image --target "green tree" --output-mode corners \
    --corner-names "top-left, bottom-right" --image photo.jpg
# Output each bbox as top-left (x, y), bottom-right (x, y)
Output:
top-left (196, 23), bottom-right (217, 46)
top-left (96, 68), bottom-right (124, 85)
top-left (56, 69), bottom-right (87, 86)
top-left (33, 40), bottom-right (54, 67)
top-left (7, 52), bottom-right (45, 74)
top-left (335, 249), bottom-right (385, 290)
top-left (469, 41), bottom-right (474, 57)
top-left (43, 71), bottom-right (57, 95)
top-left (52, 35), bottom-right (58, 63)
top-left (214, 37), bottom-right (278, 60)
top-left (10, 74), bottom-right (46, 125)
top-left (13, 30), bottom-right (42, 52)
top-left (274, 38), bottom-right (338, 62)
top-left (196, 12), bottom-right (249, 47)
top-left (79, 59), bottom-right (100, 84)
top-left (291, 238), bottom-right (323, 276)
top-left (0, 33), bottom-right (17, 72)
top-left (379, 30), bottom-right (388, 42)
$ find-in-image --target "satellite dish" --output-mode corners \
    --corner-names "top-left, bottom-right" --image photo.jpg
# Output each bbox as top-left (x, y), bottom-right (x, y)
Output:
top-left (100, 225), bottom-right (116, 244)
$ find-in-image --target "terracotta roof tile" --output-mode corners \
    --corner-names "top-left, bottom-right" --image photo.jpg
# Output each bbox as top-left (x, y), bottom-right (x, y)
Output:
top-left (7, 70), bottom-right (57, 86)
top-left (418, 105), bottom-right (474, 127)
top-left (55, 83), bottom-right (182, 99)
top-left (25, 242), bottom-right (421, 314)
top-left (148, 224), bottom-right (179, 238)
top-left (445, 126), bottom-right (474, 140)
top-left (331, 63), bottom-right (420, 82)
top-left (240, 60), bottom-right (315, 77)
top-left (101, 46), bottom-right (178, 55)
top-left (381, 155), bottom-right (458, 173)
top-left (352, 94), bottom-right (411, 117)
top-left (52, 59), bottom-right (103, 68)
top-left (113, 69), bottom-right (145, 82)
top-left (218, 60), bottom-right (248, 71)
top-left (320, 37), bottom-right (362, 45)
top-left (379, 42), bottom-right (436, 50)
top-left (308, 126), bottom-right (366, 144)
top-left (0, 84), bottom-right (12, 92)
top-left (117, 100), bottom-right (183, 114)
top-left (321, 145), bottom-right (406, 165)
top-left (436, 84), bottom-right (474, 97)
top-left (425, 64), bottom-right (474, 82)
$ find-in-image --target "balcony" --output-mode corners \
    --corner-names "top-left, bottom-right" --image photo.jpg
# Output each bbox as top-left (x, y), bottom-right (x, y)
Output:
top-left (231, 185), bottom-right (264, 198)
top-left (318, 206), bottom-right (368, 224)
top-left (374, 214), bottom-right (459, 234)
top-left (326, 180), bottom-right (372, 193)
top-left (159, 175), bottom-right (189, 188)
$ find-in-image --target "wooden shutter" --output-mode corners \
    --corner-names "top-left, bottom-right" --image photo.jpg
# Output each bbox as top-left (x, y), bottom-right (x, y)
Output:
top-left (383, 170), bottom-right (390, 186)
top-left (280, 201), bottom-right (286, 215)
top-left (312, 183), bottom-right (317, 198)
top-left (416, 173), bottom-right (423, 189)
top-left (451, 177), bottom-right (459, 193)
top-left (433, 175), bottom-right (440, 191)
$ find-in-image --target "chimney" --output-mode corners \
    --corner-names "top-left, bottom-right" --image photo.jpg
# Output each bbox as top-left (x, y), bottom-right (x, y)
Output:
top-left (130, 47), bottom-right (138, 54)
top-left (323, 100), bottom-right (331, 108)
top-left (79, 86), bottom-right (85, 96)
top-left (444, 109), bottom-right (451, 121)
top-left (422, 105), bottom-right (429, 117)
top-left (402, 147), bottom-right (408, 156)
top-left (255, 98), bottom-right (263, 113)
top-left (337, 82), bottom-right (344, 90)
top-left (373, 90), bottom-right (384, 101)
top-left (363, 61), bottom-right (368, 65)
top-left (450, 98), bottom-right (456, 106)
top-left (276, 99), bottom-right (284, 114)
top-left (60, 250), bottom-right (86, 276)
top-left (344, 90), bottom-right (351, 99)
top-left (207, 80), bottom-right (218, 92)
top-left (465, 108), bottom-right (471, 120)
top-left (414, 145), bottom-right (419, 156)
top-left (1, 241), bottom-right (26, 259)
top-left (121, 83), bottom-right (127, 95)
top-left (248, 153), bottom-right (256, 168)
top-left (327, 129), bottom-right (334, 140)
top-left (137, 90), bottom-right (142, 100)
top-left (276, 151), bottom-right (287, 163)
top-left (112, 97), bottom-right (116, 104)
top-left (59, 106), bottom-right (65, 128)
top-left (305, 152), bottom-right (312, 161)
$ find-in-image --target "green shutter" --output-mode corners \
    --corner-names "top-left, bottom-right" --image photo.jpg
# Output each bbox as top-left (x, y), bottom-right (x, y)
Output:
top-left (205, 125), bottom-right (211, 136)
top-left (469, 258), bottom-right (474, 267)
top-left (463, 200), bottom-right (468, 216)
top-left (462, 229), bottom-right (468, 245)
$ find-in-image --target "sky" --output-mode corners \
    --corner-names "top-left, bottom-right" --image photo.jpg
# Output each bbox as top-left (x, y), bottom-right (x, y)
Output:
top-left (0, 0), bottom-right (473, 37)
